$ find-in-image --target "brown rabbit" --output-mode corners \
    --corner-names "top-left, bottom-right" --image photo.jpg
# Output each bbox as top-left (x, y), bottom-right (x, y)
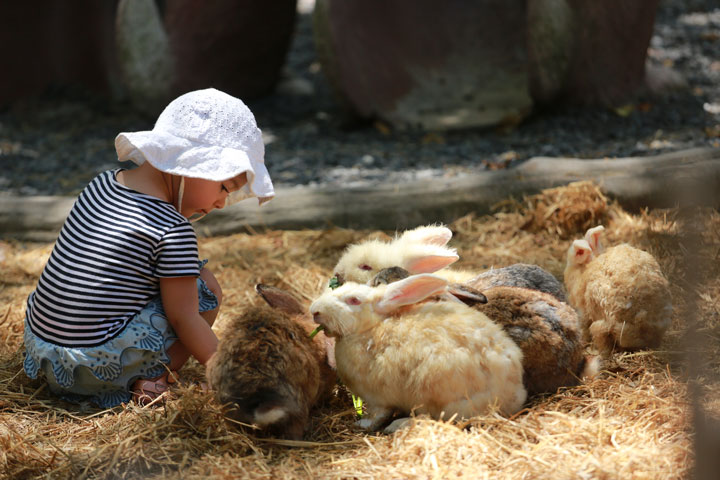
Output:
top-left (205, 285), bottom-right (336, 440)
top-left (564, 234), bottom-right (672, 356)
top-left (472, 286), bottom-right (597, 396)
top-left (256, 284), bottom-right (337, 371)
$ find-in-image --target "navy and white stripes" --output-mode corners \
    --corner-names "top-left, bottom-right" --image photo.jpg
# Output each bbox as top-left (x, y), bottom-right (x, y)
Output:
top-left (26, 169), bottom-right (199, 347)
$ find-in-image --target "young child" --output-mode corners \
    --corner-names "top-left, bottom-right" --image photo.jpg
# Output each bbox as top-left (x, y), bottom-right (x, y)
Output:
top-left (22, 88), bottom-right (274, 408)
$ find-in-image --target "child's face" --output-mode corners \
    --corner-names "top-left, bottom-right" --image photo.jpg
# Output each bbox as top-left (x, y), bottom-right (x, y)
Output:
top-left (180, 172), bottom-right (248, 218)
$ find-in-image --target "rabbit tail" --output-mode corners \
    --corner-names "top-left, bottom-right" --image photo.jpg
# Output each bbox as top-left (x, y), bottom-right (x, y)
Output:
top-left (226, 384), bottom-right (307, 439)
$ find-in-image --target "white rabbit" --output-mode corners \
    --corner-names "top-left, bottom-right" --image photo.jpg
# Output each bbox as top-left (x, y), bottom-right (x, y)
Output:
top-left (584, 225), bottom-right (606, 254)
top-left (309, 273), bottom-right (526, 432)
top-left (332, 225), bottom-right (565, 301)
top-left (564, 233), bottom-right (672, 356)
top-left (331, 225), bottom-right (461, 286)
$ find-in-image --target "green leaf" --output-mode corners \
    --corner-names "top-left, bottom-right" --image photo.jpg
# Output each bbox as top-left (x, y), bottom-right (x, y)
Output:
top-left (308, 325), bottom-right (324, 339)
top-left (352, 394), bottom-right (364, 418)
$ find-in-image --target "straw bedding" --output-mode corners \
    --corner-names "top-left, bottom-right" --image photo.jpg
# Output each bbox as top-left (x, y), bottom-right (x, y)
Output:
top-left (1, 181), bottom-right (717, 479)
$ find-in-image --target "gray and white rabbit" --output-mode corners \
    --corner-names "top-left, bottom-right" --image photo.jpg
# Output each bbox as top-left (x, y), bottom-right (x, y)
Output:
top-left (466, 264), bottom-right (567, 302)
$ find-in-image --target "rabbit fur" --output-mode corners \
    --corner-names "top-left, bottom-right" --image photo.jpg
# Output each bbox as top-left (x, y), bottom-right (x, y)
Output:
top-left (206, 285), bottom-right (336, 440)
top-left (564, 226), bottom-right (673, 356)
top-left (466, 264), bottom-right (567, 302)
top-left (472, 286), bottom-right (597, 396)
top-left (333, 225), bottom-right (566, 302)
top-left (371, 267), bottom-right (595, 396)
top-left (309, 273), bottom-right (527, 431)
top-left (331, 225), bottom-right (464, 286)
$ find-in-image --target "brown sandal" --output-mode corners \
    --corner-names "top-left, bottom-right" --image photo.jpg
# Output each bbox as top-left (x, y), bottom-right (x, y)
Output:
top-left (132, 371), bottom-right (179, 406)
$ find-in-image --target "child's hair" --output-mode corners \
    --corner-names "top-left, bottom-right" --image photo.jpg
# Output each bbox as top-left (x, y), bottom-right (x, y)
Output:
top-left (115, 87), bottom-right (275, 206)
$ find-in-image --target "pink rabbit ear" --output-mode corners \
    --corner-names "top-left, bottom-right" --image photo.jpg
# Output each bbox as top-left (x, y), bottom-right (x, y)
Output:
top-left (570, 239), bottom-right (593, 265)
top-left (398, 225), bottom-right (453, 246)
top-left (376, 274), bottom-right (448, 313)
top-left (584, 225), bottom-right (605, 253)
top-left (403, 246), bottom-right (459, 273)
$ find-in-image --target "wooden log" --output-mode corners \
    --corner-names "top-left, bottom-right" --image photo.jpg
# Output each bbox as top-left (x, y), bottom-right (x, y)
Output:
top-left (1, 147), bottom-right (718, 241)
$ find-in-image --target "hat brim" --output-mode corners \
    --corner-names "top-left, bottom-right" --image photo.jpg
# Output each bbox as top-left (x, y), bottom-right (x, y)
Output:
top-left (116, 131), bottom-right (274, 205)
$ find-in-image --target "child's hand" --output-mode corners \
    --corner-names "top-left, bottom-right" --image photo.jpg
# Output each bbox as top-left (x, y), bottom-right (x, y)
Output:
top-left (160, 276), bottom-right (218, 364)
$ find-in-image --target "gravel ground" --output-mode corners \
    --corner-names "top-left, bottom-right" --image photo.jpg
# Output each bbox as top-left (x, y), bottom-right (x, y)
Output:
top-left (0, 0), bottom-right (718, 197)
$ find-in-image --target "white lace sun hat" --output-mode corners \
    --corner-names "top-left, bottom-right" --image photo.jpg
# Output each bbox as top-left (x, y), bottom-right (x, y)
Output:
top-left (115, 88), bottom-right (274, 205)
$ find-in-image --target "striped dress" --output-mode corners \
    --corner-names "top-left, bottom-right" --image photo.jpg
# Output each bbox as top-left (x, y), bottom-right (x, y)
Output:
top-left (25, 169), bottom-right (200, 347)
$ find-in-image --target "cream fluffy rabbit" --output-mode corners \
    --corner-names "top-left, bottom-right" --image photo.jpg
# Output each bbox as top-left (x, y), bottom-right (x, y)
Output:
top-left (331, 225), bottom-right (463, 286)
top-left (309, 274), bottom-right (526, 431)
top-left (332, 225), bottom-right (566, 302)
top-left (371, 267), bottom-right (595, 397)
top-left (564, 227), bottom-right (672, 356)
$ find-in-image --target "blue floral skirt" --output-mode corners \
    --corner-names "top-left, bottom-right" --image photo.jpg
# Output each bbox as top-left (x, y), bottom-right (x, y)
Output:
top-left (23, 269), bottom-right (219, 408)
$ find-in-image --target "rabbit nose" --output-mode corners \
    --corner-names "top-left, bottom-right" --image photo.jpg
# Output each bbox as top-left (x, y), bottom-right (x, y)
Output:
top-left (312, 312), bottom-right (321, 322)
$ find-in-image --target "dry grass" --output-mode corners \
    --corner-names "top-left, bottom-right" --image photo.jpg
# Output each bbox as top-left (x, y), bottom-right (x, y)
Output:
top-left (1, 181), bottom-right (718, 479)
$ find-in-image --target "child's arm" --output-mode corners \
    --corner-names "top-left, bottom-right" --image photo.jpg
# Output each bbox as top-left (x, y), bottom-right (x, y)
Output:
top-left (160, 276), bottom-right (218, 364)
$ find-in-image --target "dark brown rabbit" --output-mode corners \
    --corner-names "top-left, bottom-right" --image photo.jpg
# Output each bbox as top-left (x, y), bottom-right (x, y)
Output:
top-left (205, 285), bottom-right (336, 440)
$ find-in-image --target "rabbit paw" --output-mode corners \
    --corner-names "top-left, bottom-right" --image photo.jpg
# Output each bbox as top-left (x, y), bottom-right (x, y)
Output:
top-left (355, 406), bottom-right (394, 431)
top-left (383, 417), bottom-right (413, 434)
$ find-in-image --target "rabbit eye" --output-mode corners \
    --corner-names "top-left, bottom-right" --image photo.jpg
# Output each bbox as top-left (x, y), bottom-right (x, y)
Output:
top-left (359, 264), bottom-right (373, 271)
top-left (346, 296), bottom-right (361, 306)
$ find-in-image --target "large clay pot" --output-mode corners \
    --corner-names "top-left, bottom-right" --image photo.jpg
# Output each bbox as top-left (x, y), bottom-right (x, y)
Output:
top-left (0, 1), bottom-right (119, 106)
top-left (165, 0), bottom-right (297, 98)
top-left (313, 0), bottom-right (532, 131)
top-left (115, 0), bottom-right (174, 113)
top-left (116, 0), bottom-right (297, 114)
top-left (528, 0), bottom-right (660, 106)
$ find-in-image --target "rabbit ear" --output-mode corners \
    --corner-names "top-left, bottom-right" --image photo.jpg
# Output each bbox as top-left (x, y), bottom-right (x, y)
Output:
top-left (398, 225), bottom-right (453, 246)
top-left (584, 225), bottom-right (605, 253)
top-left (570, 239), bottom-right (593, 265)
top-left (403, 245), bottom-right (459, 273)
top-left (376, 274), bottom-right (448, 313)
top-left (447, 284), bottom-right (488, 306)
top-left (256, 284), bottom-right (306, 315)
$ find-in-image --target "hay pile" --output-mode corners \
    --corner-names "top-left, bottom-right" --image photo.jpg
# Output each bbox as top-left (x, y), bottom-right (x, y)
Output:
top-left (1, 181), bottom-right (718, 479)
